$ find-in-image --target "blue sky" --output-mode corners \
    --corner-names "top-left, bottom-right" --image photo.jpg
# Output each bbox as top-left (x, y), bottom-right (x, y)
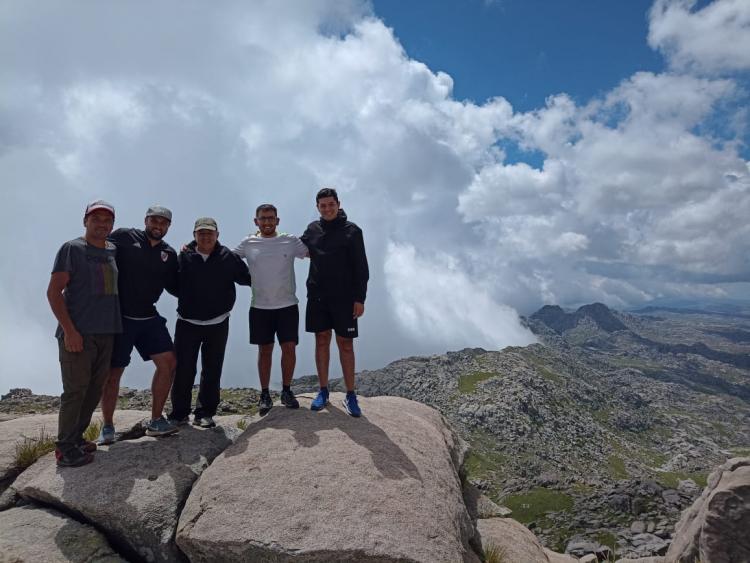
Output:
top-left (1, 0), bottom-right (749, 393)
top-left (373, 0), bottom-right (664, 109)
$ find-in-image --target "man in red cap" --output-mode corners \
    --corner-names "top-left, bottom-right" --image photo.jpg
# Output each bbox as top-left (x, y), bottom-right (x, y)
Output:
top-left (47, 200), bottom-right (122, 467)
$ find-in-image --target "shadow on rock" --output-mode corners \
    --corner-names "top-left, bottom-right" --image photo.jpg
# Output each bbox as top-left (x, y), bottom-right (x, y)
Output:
top-left (225, 399), bottom-right (422, 482)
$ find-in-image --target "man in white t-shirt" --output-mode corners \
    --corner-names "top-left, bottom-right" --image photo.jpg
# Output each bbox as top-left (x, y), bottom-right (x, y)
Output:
top-left (233, 204), bottom-right (308, 413)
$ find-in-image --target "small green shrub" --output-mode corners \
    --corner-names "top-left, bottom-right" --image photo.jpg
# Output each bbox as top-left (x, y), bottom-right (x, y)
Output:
top-left (83, 419), bottom-right (103, 442)
top-left (236, 418), bottom-right (248, 431)
top-left (14, 426), bottom-right (56, 470)
top-left (594, 531), bottom-right (618, 561)
top-left (483, 542), bottom-right (507, 563)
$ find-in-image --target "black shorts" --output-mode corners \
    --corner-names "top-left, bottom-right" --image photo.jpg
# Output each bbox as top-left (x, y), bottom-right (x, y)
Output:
top-left (305, 297), bottom-right (358, 338)
top-left (111, 315), bottom-right (174, 368)
top-left (249, 305), bottom-right (299, 345)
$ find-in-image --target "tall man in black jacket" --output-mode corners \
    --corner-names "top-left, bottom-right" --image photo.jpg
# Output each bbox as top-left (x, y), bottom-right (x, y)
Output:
top-left (168, 217), bottom-right (252, 428)
top-left (301, 188), bottom-right (369, 417)
top-left (99, 205), bottom-right (180, 441)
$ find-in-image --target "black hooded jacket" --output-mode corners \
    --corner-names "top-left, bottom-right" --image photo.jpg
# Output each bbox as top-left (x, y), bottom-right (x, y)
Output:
top-left (176, 242), bottom-right (251, 321)
top-left (301, 209), bottom-right (369, 303)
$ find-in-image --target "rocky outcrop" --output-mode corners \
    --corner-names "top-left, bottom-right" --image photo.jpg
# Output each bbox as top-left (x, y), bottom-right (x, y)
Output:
top-left (463, 482), bottom-right (512, 519)
top-left (0, 412), bottom-right (58, 486)
top-left (476, 517), bottom-right (555, 562)
top-left (13, 423), bottom-right (240, 562)
top-left (0, 505), bottom-right (125, 562)
top-left (665, 457), bottom-right (750, 563)
top-left (177, 393), bottom-right (479, 563)
top-left (0, 410), bottom-right (151, 490)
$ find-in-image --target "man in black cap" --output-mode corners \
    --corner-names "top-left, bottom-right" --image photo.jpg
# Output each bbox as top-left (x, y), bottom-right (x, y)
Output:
top-left (47, 200), bottom-right (122, 467)
top-left (98, 205), bottom-right (180, 441)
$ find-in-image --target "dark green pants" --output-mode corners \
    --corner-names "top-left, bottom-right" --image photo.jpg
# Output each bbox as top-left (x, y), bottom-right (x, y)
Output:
top-left (57, 334), bottom-right (114, 456)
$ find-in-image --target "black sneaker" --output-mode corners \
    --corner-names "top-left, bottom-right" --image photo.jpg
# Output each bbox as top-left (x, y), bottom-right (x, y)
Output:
top-left (258, 391), bottom-right (273, 415)
top-left (280, 389), bottom-right (299, 409)
top-left (57, 449), bottom-right (94, 468)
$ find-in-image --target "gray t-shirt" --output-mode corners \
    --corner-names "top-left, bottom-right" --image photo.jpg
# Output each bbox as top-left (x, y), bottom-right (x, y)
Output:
top-left (52, 237), bottom-right (123, 337)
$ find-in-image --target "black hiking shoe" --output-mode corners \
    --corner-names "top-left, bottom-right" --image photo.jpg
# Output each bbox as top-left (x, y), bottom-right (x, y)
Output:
top-left (258, 391), bottom-right (273, 415)
top-left (280, 389), bottom-right (299, 409)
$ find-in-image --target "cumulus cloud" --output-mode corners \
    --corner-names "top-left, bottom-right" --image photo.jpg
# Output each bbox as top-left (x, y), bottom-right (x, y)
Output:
top-left (648, 0), bottom-right (750, 73)
top-left (1, 0), bottom-right (748, 394)
top-left (384, 242), bottom-right (536, 349)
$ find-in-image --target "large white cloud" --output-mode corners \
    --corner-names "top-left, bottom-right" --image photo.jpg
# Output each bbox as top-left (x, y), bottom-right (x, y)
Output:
top-left (0, 0), bottom-right (748, 394)
top-left (648, 0), bottom-right (750, 73)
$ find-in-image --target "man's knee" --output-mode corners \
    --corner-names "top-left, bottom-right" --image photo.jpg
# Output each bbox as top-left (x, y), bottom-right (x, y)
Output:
top-left (105, 367), bottom-right (125, 387)
top-left (335, 335), bottom-right (354, 353)
top-left (259, 343), bottom-right (274, 357)
top-left (315, 330), bottom-right (332, 347)
top-left (152, 351), bottom-right (176, 374)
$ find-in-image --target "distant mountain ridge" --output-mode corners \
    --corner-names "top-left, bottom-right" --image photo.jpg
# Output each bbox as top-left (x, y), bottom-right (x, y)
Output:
top-left (530, 302), bottom-right (628, 334)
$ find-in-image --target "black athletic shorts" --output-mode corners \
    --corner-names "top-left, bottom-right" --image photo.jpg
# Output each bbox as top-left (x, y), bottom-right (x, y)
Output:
top-left (305, 297), bottom-right (358, 338)
top-left (111, 315), bottom-right (174, 368)
top-left (249, 305), bottom-right (299, 345)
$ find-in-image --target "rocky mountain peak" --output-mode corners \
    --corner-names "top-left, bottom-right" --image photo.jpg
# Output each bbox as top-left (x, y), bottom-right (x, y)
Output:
top-left (530, 302), bottom-right (627, 334)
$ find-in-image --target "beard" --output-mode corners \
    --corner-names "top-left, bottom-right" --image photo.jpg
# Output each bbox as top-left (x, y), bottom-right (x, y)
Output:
top-left (145, 226), bottom-right (166, 241)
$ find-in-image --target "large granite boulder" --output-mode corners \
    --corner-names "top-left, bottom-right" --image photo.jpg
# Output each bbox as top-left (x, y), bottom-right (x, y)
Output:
top-left (0, 413), bottom-right (58, 486)
top-left (0, 505), bottom-right (125, 562)
top-left (544, 548), bottom-right (579, 562)
top-left (614, 558), bottom-right (665, 563)
top-left (13, 423), bottom-right (240, 562)
top-left (0, 410), bottom-right (150, 489)
top-left (666, 457), bottom-right (750, 563)
top-left (177, 393), bottom-right (479, 562)
top-left (475, 517), bottom-right (553, 563)
top-left (463, 481), bottom-right (512, 519)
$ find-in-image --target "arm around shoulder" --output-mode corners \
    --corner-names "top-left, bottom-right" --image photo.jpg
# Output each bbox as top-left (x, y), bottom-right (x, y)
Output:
top-left (231, 250), bottom-right (252, 286)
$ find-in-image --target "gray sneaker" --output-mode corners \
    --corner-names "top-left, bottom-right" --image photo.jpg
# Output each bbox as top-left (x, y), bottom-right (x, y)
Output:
top-left (96, 424), bottom-right (116, 445)
top-left (193, 416), bottom-right (216, 428)
top-left (146, 416), bottom-right (179, 437)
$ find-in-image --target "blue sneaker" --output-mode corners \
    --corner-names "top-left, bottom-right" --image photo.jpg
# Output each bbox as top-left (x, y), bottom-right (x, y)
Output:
top-left (342, 391), bottom-right (361, 418)
top-left (96, 424), bottom-right (116, 445)
top-left (310, 388), bottom-right (329, 411)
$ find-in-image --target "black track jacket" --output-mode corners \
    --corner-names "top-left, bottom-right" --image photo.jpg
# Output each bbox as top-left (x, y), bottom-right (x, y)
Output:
top-left (301, 209), bottom-right (369, 303)
top-left (109, 228), bottom-right (178, 318)
top-left (177, 242), bottom-right (252, 321)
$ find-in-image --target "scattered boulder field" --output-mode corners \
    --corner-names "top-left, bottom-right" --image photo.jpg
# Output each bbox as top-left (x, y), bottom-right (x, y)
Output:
top-left (2, 302), bottom-right (749, 561)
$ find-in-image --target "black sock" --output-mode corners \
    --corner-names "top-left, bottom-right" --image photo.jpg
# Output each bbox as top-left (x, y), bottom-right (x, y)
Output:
top-left (282, 385), bottom-right (290, 392)
top-left (320, 386), bottom-right (328, 393)
top-left (261, 387), bottom-right (269, 395)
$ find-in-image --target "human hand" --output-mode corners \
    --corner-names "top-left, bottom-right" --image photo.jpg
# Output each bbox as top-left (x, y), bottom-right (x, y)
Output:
top-left (64, 329), bottom-right (84, 352)
top-left (353, 302), bottom-right (365, 319)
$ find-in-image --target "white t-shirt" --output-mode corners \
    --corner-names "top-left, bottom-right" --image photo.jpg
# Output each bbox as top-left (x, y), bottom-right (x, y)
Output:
top-left (233, 232), bottom-right (307, 310)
